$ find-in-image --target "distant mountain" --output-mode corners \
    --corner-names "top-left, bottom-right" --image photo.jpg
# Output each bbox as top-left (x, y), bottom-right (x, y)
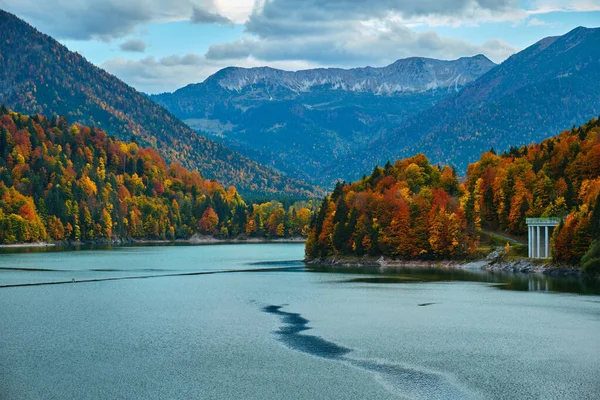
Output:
top-left (152, 56), bottom-right (495, 183)
top-left (332, 26), bottom-right (600, 181)
top-left (0, 9), bottom-right (320, 198)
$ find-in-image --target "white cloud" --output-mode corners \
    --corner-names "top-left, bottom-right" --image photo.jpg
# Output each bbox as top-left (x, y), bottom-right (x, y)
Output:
top-left (243, 0), bottom-right (527, 37)
top-left (214, 0), bottom-right (256, 23)
top-left (190, 0), bottom-right (232, 24)
top-left (191, 7), bottom-right (232, 24)
top-left (527, 0), bottom-right (600, 14)
top-left (526, 17), bottom-right (548, 26)
top-left (2, 0), bottom-right (598, 42)
top-left (207, 19), bottom-right (517, 65)
top-left (102, 54), bottom-right (316, 93)
top-left (0, 0), bottom-right (247, 40)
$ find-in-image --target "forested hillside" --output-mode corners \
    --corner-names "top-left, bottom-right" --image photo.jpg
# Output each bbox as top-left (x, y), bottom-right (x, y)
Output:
top-left (306, 155), bottom-right (478, 260)
top-left (307, 117), bottom-right (600, 272)
top-left (328, 26), bottom-right (600, 182)
top-left (463, 117), bottom-right (600, 266)
top-left (0, 109), bottom-right (314, 244)
top-left (0, 10), bottom-right (320, 197)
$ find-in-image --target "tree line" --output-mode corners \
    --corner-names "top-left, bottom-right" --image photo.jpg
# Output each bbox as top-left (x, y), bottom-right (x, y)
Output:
top-left (306, 155), bottom-right (478, 259)
top-left (307, 116), bottom-right (600, 273)
top-left (0, 108), bottom-right (314, 244)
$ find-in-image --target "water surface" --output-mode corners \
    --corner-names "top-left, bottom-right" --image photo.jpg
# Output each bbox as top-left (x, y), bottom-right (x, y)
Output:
top-left (1, 244), bottom-right (599, 399)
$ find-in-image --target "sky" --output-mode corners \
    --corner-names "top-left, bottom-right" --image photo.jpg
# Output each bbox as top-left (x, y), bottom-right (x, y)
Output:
top-left (2, 0), bottom-right (599, 94)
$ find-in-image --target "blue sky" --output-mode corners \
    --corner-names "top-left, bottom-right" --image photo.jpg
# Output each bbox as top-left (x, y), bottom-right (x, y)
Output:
top-left (2, 0), bottom-right (599, 93)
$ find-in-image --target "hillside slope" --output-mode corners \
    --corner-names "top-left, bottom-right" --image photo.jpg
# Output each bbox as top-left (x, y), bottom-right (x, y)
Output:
top-left (307, 115), bottom-right (600, 269)
top-left (330, 26), bottom-right (600, 181)
top-left (0, 109), bottom-right (315, 243)
top-left (0, 10), bottom-right (320, 197)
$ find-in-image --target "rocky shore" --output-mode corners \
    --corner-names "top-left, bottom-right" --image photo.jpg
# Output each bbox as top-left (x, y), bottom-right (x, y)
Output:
top-left (305, 247), bottom-right (582, 277)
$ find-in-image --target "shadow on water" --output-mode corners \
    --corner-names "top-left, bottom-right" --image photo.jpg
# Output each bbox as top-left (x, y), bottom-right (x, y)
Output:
top-left (263, 305), bottom-right (352, 359)
top-left (0, 244), bottom-right (123, 255)
top-left (307, 265), bottom-right (600, 296)
top-left (262, 304), bottom-right (472, 399)
top-left (0, 241), bottom-right (298, 255)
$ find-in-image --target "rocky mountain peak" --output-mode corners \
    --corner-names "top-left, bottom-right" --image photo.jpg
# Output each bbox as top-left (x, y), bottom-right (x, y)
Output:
top-left (197, 55), bottom-right (497, 95)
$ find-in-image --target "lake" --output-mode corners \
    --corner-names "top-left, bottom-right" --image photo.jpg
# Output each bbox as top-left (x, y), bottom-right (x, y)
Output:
top-left (1, 243), bottom-right (599, 399)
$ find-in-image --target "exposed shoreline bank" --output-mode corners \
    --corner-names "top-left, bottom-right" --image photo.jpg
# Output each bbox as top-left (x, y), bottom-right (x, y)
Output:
top-left (0, 242), bottom-right (57, 248)
top-left (0, 235), bottom-right (307, 249)
top-left (304, 248), bottom-right (583, 277)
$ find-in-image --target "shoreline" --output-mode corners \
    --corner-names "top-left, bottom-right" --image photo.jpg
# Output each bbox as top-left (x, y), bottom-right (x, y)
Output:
top-left (0, 242), bottom-right (57, 248)
top-left (0, 236), bottom-right (307, 249)
top-left (304, 248), bottom-right (583, 277)
top-left (1, 241), bottom-right (584, 279)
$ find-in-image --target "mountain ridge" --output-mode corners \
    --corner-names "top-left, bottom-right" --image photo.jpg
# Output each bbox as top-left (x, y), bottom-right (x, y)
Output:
top-left (152, 54), bottom-right (496, 184)
top-left (160, 54), bottom-right (496, 97)
top-left (325, 25), bottom-right (600, 182)
top-left (0, 9), bottom-right (321, 198)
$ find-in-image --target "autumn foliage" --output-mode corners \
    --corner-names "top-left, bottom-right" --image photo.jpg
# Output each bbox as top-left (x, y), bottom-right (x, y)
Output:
top-left (0, 109), bottom-right (314, 244)
top-left (464, 116), bottom-right (600, 264)
top-left (307, 116), bottom-right (600, 265)
top-left (306, 156), bottom-right (478, 259)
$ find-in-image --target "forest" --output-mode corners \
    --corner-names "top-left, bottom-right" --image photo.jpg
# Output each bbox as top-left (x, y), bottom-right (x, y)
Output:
top-left (0, 108), bottom-right (314, 244)
top-left (306, 155), bottom-right (478, 260)
top-left (464, 116), bottom-right (600, 270)
top-left (307, 116), bottom-right (600, 272)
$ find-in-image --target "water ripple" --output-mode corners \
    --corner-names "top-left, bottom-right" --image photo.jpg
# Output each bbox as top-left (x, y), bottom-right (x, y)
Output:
top-left (262, 304), bottom-right (473, 399)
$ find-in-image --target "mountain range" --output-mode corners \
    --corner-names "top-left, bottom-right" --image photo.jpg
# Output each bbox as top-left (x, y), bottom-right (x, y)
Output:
top-left (336, 25), bottom-right (600, 180)
top-left (2, 7), bottom-right (599, 192)
top-left (155, 26), bottom-right (600, 185)
top-left (0, 10), bottom-right (320, 198)
top-left (152, 56), bottom-right (496, 182)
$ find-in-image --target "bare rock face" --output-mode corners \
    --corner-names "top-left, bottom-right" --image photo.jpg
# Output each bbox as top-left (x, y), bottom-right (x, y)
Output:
top-left (208, 55), bottom-right (495, 95)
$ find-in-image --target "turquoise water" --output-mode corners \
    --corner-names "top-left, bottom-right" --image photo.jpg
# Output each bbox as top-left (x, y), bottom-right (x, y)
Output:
top-left (1, 244), bottom-right (599, 399)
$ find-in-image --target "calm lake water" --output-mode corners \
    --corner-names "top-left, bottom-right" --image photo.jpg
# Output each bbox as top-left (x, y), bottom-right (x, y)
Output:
top-left (1, 243), bottom-right (599, 399)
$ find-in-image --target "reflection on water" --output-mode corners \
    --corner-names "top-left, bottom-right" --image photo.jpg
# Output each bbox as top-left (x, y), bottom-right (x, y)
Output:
top-left (1, 243), bottom-right (599, 400)
top-left (3, 242), bottom-right (599, 295)
top-left (0, 242), bottom-right (234, 255)
top-left (308, 265), bottom-right (600, 295)
top-left (0, 243), bottom-right (308, 287)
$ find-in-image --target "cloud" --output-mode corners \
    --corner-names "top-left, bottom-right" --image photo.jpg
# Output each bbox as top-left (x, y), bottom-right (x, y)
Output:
top-left (526, 17), bottom-right (548, 26)
top-left (191, 5), bottom-right (232, 24)
top-left (207, 20), bottom-right (517, 65)
top-left (203, 0), bottom-right (519, 73)
top-left (213, 0), bottom-right (256, 23)
top-left (102, 54), bottom-right (316, 93)
top-left (527, 0), bottom-right (600, 14)
top-left (119, 38), bottom-right (147, 52)
top-left (3, 0), bottom-right (598, 42)
top-left (0, 0), bottom-right (240, 40)
top-left (244, 0), bottom-right (525, 39)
